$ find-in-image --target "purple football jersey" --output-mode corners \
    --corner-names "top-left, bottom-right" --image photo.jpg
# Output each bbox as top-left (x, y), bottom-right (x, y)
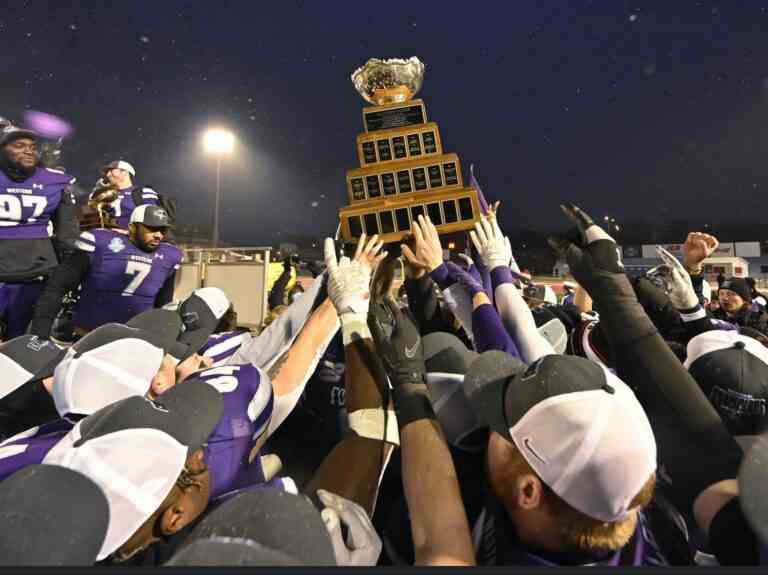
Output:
top-left (91, 186), bottom-right (160, 229)
top-left (195, 363), bottom-right (275, 498)
top-left (72, 228), bottom-right (182, 330)
top-left (0, 419), bottom-right (72, 482)
top-left (0, 167), bottom-right (75, 239)
top-left (200, 330), bottom-right (252, 366)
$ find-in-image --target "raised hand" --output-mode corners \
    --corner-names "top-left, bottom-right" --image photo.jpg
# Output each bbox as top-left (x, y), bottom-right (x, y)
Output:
top-left (400, 215), bottom-right (444, 273)
top-left (319, 489), bottom-right (382, 566)
top-left (469, 216), bottom-right (511, 271)
top-left (369, 297), bottom-right (425, 388)
top-left (682, 232), bottom-right (719, 272)
top-left (324, 234), bottom-right (386, 345)
top-left (548, 204), bottom-right (624, 276)
top-left (656, 246), bottom-right (699, 309)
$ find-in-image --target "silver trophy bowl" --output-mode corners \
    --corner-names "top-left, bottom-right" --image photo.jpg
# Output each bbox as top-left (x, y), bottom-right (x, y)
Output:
top-left (351, 57), bottom-right (425, 106)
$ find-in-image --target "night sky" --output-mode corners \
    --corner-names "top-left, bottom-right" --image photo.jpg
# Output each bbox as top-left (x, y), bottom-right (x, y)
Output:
top-left (3, 1), bottom-right (768, 245)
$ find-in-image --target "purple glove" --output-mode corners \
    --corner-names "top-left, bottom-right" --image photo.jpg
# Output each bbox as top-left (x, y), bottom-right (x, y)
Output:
top-left (453, 266), bottom-right (486, 298)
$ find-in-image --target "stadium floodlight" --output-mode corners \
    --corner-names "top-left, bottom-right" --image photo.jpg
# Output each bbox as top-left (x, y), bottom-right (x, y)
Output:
top-left (203, 128), bottom-right (235, 155)
top-left (202, 128), bottom-right (235, 247)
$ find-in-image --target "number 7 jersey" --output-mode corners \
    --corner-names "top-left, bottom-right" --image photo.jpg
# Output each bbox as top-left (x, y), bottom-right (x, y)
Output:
top-left (72, 228), bottom-right (183, 329)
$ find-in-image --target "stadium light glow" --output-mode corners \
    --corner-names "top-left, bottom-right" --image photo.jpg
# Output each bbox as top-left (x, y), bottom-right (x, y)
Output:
top-left (202, 128), bottom-right (235, 155)
top-left (202, 128), bottom-right (236, 247)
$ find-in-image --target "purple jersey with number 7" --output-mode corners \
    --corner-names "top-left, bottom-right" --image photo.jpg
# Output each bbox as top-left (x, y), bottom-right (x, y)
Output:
top-left (72, 228), bottom-right (182, 330)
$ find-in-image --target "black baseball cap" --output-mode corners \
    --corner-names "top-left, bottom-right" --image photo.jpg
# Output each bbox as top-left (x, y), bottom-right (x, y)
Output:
top-left (423, 332), bottom-right (478, 374)
top-left (129, 204), bottom-right (173, 229)
top-left (175, 288), bottom-right (231, 361)
top-left (0, 123), bottom-right (38, 147)
top-left (720, 278), bottom-right (753, 303)
top-left (126, 308), bottom-right (187, 359)
top-left (167, 490), bottom-right (336, 566)
top-left (0, 465), bottom-right (109, 566)
top-left (0, 335), bottom-right (66, 399)
top-left (685, 330), bottom-right (768, 435)
top-left (76, 378), bottom-right (224, 454)
top-left (422, 332), bottom-right (486, 452)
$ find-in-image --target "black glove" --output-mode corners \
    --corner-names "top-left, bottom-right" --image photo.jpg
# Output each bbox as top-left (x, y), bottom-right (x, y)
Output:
top-left (548, 204), bottom-right (624, 282)
top-left (548, 205), bottom-right (654, 345)
top-left (369, 297), bottom-right (435, 429)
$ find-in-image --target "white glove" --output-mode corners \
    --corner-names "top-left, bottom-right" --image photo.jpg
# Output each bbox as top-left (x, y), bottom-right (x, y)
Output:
top-left (656, 246), bottom-right (699, 309)
top-left (324, 238), bottom-right (372, 318)
top-left (318, 489), bottom-right (382, 567)
top-left (469, 216), bottom-right (512, 271)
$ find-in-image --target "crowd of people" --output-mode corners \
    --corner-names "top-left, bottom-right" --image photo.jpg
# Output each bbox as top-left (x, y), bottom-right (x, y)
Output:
top-left (1, 118), bottom-right (768, 567)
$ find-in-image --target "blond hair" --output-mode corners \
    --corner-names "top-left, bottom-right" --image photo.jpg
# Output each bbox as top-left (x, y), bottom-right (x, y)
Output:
top-left (491, 443), bottom-right (655, 555)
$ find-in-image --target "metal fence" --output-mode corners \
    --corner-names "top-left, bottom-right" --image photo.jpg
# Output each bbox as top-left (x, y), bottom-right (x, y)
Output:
top-left (173, 246), bottom-right (272, 329)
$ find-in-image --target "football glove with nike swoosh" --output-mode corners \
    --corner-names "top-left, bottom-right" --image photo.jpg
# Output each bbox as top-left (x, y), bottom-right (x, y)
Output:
top-left (369, 297), bottom-right (435, 429)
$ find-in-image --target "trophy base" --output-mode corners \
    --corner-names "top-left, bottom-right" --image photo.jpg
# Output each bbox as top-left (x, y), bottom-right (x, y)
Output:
top-left (338, 187), bottom-right (482, 244)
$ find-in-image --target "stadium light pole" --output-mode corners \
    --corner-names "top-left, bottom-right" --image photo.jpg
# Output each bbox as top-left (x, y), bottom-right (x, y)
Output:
top-left (202, 128), bottom-right (235, 247)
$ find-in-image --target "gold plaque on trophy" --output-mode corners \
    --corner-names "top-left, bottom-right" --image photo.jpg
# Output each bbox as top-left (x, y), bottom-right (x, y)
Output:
top-left (339, 57), bottom-right (482, 243)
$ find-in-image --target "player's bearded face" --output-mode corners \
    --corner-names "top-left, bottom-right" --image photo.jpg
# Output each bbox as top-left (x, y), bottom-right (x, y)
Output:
top-left (3, 138), bottom-right (38, 171)
top-left (133, 223), bottom-right (166, 252)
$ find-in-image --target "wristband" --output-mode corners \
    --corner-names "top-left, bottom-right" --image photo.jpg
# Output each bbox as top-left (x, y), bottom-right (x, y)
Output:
top-left (340, 312), bottom-right (371, 345)
top-left (491, 266), bottom-right (516, 289)
top-left (348, 408), bottom-right (400, 445)
top-left (392, 382), bottom-right (437, 429)
top-left (429, 263), bottom-right (453, 290)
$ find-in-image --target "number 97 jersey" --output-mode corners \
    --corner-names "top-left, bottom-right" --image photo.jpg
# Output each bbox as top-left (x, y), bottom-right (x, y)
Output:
top-left (72, 228), bottom-right (183, 330)
top-left (0, 167), bottom-right (75, 239)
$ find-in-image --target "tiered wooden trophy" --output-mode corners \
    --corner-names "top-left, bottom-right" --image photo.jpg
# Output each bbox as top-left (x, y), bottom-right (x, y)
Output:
top-left (338, 57), bottom-right (482, 244)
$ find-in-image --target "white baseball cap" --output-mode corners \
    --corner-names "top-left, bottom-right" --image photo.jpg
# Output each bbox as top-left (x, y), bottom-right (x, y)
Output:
top-left (43, 382), bottom-right (225, 560)
top-left (51, 324), bottom-right (167, 418)
top-left (465, 353), bottom-right (657, 522)
top-left (103, 160), bottom-right (136, 177)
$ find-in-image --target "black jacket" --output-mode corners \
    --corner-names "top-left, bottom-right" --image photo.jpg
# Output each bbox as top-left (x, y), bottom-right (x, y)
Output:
top-left (713, 304), bottom-right (768, 335)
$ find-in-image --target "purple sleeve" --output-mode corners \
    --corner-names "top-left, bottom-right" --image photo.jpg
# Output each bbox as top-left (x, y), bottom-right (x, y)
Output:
top-left (472, 303), bottom-right (521, 357)
top-left (491, 266), bottom-right (516, 292)
top-left (475, 260), bottom-right (494, 306)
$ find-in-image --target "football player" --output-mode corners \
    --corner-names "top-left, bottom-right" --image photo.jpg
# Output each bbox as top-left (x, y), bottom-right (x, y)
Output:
top-left (0, 120), bottom-right (79, 339)
top-left (29, 205), bottom-right (182, 339)
top-left (89, 160), bottom-right (161, 229)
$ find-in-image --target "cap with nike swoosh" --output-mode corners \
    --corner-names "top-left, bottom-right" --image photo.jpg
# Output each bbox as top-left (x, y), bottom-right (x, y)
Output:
top-left (464, 352), bottom-right (657, 523)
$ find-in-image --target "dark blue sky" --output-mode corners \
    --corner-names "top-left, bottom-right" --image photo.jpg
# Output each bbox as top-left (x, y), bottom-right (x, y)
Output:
top-left (2, 1), bottom-right (767, 244)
